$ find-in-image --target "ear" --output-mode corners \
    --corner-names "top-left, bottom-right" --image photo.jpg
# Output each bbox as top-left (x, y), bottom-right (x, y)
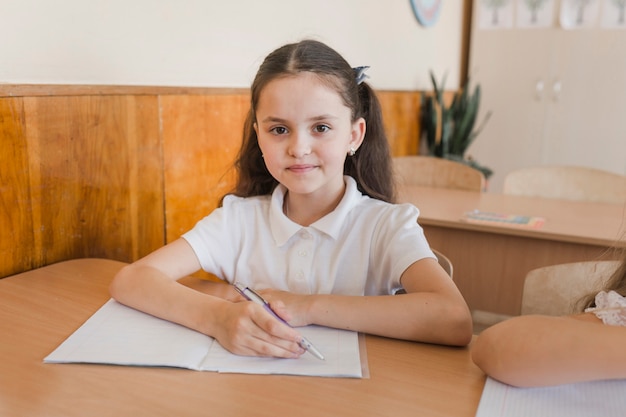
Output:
top-left (349, 117), bottom-right (366, 152)
top-left (253, 122), bottom-right (259, 136)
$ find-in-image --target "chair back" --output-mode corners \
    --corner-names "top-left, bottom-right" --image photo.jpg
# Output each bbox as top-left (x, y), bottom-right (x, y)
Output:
top-left (432, 248), bottom-right (453, 279)
top-left (392, 156), bottom-right (485, 192)
top-left (503, 165), bottom-right (626, 204)
top-left (521, 260), bottom-right (621, 316)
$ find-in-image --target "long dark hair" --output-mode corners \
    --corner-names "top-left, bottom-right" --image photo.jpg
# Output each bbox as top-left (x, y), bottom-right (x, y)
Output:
top-left (224, 39), bottom-right (395, 204)
top-left (579, 247), bottom-right (626, 310)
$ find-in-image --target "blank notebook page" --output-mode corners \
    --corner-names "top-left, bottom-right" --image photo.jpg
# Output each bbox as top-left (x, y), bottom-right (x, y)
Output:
top-left (475, 376), bottom-right (626, 417)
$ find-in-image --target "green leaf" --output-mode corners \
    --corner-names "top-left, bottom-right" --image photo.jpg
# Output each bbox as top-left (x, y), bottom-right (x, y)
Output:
top-left (420, 72), bottom-right (492, 176)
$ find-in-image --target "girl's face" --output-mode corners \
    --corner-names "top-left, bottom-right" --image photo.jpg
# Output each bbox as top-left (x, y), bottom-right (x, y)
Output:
top-left (254, 72), bottom-right (365, 203)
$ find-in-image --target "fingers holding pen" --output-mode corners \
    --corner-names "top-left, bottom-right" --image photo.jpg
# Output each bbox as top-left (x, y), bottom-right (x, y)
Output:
top-left (217, 301), bottom-right (305, 358)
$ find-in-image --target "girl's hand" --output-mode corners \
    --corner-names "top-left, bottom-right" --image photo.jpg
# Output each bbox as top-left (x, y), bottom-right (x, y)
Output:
top-left (256, 289), bottom-right (313, 327)
top-left (212, 300), bottom-right (305, 358)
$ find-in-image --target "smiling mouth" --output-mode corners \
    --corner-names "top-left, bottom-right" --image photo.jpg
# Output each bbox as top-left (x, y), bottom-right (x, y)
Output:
top-left (288, 164), bottom-right (316, 173)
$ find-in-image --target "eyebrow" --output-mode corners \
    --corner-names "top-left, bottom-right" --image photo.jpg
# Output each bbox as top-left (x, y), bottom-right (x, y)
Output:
top-left (260, 114), bottom-right (339, 123)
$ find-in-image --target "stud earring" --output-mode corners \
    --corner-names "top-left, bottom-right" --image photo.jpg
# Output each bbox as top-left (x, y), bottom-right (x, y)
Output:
top-left (348, 147), bottom-right (356, 156)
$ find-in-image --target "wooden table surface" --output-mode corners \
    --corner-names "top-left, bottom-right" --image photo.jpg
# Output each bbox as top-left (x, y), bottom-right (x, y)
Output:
top-left (0, 258), bottom-right (486, 417)
top-left (398, 185), bottom-right (626, 316)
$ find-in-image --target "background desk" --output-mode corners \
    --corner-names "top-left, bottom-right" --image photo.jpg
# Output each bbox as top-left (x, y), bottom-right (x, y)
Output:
top-left (398, 185), bottom-right (626, 317)
top-left (0, 259), bottom-right (485, 417)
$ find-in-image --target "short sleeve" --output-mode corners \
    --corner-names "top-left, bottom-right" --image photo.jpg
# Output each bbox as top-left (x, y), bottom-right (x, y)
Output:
top-left (181, 195), bottom-right (243, 280)
top-left (366, 202), bottom-right (436, 295)
top-left (584, 290), bottom-right (626, 327)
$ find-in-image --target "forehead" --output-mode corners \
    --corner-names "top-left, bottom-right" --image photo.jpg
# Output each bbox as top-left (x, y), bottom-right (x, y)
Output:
top-left (256, 72), bottom-right (349, 116)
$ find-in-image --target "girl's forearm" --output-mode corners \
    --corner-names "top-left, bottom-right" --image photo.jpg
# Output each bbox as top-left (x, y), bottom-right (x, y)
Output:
top-left (471, 315), bottom-right (626, 387)
top-left (109, 264), bottom-right (229, 336)
top-left (307, 292), bottom-right (472, 346)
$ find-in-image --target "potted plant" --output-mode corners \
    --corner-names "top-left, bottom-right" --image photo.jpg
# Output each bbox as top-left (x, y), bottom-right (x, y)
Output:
top-left (421, 71), bottom-right (493, 179)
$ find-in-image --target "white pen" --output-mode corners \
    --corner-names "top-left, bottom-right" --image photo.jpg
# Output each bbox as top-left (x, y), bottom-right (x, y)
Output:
top-left (233, 282), bottom-right (325, 360)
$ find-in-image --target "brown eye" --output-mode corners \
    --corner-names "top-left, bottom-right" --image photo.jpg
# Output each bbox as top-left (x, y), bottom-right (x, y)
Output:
top-left (270, 126), bottom-right (288, 135)
top-left (314, 124), bottom-right (330, 133)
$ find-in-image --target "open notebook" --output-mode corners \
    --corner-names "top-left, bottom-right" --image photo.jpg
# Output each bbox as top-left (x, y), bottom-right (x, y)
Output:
top-left (476, 376), bottom-right (626, 417)
top-left (44, 299), bottom-right (363, 378)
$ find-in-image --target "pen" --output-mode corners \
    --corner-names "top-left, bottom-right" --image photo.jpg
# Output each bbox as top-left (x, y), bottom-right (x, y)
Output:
top-left (233, 282), bottom-right (325, 360)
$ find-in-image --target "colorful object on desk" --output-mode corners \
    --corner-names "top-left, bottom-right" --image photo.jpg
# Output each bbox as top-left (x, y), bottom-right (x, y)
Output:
top-left (462, 210), bottom-right (546, 229)
top-left (234, 283), bottom-right (325, 360)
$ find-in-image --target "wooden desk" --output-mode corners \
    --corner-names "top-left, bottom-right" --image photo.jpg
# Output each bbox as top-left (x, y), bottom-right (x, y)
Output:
top-left (0, 259), bottom-right (485, 417)
top-left (398, 185), bottom-right (626, 316)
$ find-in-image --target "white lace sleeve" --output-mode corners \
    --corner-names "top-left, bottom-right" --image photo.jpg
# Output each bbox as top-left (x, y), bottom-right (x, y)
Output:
top-left (584, 290), bottom-right (626, 327)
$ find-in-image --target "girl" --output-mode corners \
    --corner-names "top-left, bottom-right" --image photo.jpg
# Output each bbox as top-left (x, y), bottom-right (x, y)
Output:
top-left (471, 248), bottom-right (626, 387)
top-left (110, 39), bottom-right (472, 358)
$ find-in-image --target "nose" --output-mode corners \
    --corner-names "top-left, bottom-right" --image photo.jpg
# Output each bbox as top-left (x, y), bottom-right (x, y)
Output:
top-left (288, 131), bottom-right (311, 158)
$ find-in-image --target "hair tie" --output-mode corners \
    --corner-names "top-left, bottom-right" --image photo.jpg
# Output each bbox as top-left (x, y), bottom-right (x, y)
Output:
top-left (353, 66), bottom-right (370, 85)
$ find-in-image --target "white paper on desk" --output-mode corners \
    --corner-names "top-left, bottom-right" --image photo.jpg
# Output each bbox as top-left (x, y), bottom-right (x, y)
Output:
top-left (44, 299), bottom-right (363, 378)
top-left (475, 376), bottom-right (626, 417)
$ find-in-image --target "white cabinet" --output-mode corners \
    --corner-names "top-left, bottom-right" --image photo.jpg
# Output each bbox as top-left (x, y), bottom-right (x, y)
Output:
top-left (467, 5), bottom-right (626, 192)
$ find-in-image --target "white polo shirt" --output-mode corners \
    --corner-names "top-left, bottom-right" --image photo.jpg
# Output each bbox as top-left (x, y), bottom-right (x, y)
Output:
top-left (182, 176), bottom-right (435, 296)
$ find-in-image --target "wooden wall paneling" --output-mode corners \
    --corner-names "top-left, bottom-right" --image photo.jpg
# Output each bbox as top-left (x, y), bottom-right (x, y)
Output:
top-left (161, 93), bottom-right (249, 243)
top-left (119, 95), bottom-right (165, 261)
top-left (377, 91), bottom-right (422, 157)
top-left (0, 98), bottom-right (35, 278)
top-left (21, 95), bottom-right (164, 272)
top-left (1, 85), bottom-right (428, 278)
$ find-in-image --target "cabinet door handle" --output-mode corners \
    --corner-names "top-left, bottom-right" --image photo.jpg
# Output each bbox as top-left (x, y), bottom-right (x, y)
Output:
top-left (535, 80), bottom-right (544, 101)
top-left (552, 80), bottom-right (562, 102)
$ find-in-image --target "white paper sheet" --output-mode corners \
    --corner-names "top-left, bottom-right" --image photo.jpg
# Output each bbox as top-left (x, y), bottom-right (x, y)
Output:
top-left (44, 299), bottom-right (363, 378)
top-left (475, 376), bottom-right (626, 417)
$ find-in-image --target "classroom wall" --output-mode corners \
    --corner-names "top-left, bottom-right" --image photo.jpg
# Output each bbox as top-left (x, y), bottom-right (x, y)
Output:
top-left (0, 0), bottom-right (465, 90)
top-left (3, 0), bottom-right (460, 278)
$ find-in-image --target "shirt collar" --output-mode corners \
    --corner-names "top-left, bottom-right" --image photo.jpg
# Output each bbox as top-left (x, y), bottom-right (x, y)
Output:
top-left (269, 176), bottom-right (366, 246)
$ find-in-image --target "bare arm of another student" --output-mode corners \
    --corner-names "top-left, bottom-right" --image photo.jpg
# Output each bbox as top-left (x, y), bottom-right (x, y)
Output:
top-left (109, 238), bottom-right (304, 358)
top-left (471, 314), bottom-right (626, 387)
top-left (264, 257), bottom-right (473, 347)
